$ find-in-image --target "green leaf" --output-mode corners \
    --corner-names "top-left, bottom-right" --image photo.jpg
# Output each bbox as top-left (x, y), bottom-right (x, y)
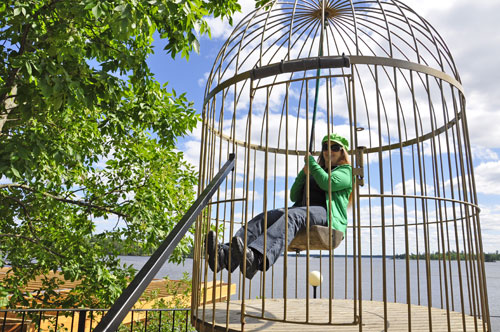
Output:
top-left (53, 96), bottom-right (63, 110)
top-left (25, 61), bottom-right (32, 75)
top-left (91, 4), bottom-right (102, 19)
top-left (84, 1), bottom-right (95, 10)
top-left (11, 167), bottom-right (21, 179)
top-left (114, 4), bottom-right (127, 13)
top-left (192, 39), bottom-right (200, 54)
top-left (0, 295), bottom-right (9, 308)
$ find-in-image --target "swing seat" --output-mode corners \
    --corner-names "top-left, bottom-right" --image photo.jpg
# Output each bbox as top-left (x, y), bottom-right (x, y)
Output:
top-left (288, 225), bottom-right (344, 252)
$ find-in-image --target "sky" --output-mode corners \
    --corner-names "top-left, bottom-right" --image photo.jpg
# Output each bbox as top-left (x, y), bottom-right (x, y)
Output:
top-left (146, 0), bottom-right (500, 253)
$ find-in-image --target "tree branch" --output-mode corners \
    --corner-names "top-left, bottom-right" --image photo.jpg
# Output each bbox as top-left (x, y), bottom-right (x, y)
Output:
top-left (0, 183), bottom-right (130, 219)
top-left (0, 85), bottom-right (17, 134)
top-left (0, 234), bottom-right (67, 260)
top-left (3, 195), bottom-right (44, 241)
top-left (64, 187), bottom-right (87, 199)
top-left (3, 195), bottom-right (29, 216)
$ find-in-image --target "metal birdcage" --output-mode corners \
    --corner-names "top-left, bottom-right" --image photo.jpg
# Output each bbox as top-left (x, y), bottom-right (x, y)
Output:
top-left (191, 0), bottom-right (491, 331)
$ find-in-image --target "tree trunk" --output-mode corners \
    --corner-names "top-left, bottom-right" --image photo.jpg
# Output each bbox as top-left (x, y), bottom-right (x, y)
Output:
top-left (0, 85), bottom-right (17, 134)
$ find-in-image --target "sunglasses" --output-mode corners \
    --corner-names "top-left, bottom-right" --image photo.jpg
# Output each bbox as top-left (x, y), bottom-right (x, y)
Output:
top-left (322, 143), bottom-right (343, 152)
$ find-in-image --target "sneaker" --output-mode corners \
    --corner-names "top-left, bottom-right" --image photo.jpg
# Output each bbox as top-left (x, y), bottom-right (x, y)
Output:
top-left (226, 238), bottom-right (240, 273)
top-left (206, 230), bottom-right (223, 272)
top-left (231, 236), bottom-right (261, 279)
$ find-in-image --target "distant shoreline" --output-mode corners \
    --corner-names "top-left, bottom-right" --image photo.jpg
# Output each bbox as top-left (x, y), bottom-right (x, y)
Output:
top-left (117, 253), bottom-right (500, 261)
top-left (285, 254), bottom-right (498, 260)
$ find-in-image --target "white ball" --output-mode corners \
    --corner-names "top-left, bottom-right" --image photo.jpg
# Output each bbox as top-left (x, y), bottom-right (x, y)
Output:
top-left (309, 270), bottom-right (323, 287)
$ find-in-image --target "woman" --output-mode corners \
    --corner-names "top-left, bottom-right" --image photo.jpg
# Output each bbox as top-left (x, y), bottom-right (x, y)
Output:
top-left (207, 133), bottom-right (353, 279)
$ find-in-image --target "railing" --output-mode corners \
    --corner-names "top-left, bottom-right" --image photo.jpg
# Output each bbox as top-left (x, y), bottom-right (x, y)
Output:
top-left (0, 308), bottom-right (193, 332)
top-left (93, 154), bottom-right (236, 332)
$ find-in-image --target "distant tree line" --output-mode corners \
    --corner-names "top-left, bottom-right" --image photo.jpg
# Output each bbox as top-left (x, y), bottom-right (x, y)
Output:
top-left (394, 251), bottom-right (500, 262)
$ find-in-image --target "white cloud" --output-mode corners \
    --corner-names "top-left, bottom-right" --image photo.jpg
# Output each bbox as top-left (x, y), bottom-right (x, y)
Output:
top-left (275, 189), bottom-right (289, 202)
top-left (182, 136), bottom-right (202, 171)
top-left (393, 179), bottom-right (434, 196)
top-left (401, 0), bottom-right (456, 16)
top-left (418, 0), bottom-right (500, 149)
top-left (204, 0), bottom-right (257, 40)
top-left (476, 204), bottom-right (500, 252)
top-left (474, 161), bottom-right (500, 195)
top-left (198, 72), bottom-right (209, 88)
top-left (216, 187), bottom-right (261, 202)
top-left (478, 204), bottom-right (500, 232)
top-left (471, 145), bottom-right (499, 162)
top-left (93, 215), bottom-right (127, 233)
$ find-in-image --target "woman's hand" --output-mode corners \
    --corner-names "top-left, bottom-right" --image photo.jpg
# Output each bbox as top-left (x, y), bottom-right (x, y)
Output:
top-left (303, 152), bottom-right (312, 174)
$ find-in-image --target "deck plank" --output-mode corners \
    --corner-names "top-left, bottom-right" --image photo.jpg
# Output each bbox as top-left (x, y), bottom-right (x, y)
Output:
top-left (193, 299), bottom-right (483, 331)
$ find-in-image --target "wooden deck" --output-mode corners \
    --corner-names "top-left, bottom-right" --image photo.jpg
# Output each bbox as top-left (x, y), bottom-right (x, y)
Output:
top-left (193, 299), bottom-right (484, 331)
top-left (0, 267), bottom-right (234, 308)
top-left (1, 267), bottom-right (236, 331)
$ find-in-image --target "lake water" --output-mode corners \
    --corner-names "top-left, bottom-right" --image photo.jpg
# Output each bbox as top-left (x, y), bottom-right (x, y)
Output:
top-left (121, 255), bottom-right (500, 330)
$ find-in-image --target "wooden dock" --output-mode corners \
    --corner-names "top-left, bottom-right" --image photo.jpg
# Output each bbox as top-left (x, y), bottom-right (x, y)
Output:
top-left (193, 299), bottom-right (484, 331)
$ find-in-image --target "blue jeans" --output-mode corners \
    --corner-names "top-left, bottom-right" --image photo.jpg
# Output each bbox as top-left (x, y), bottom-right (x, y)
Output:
top-left (222, 206), bottom-right (327, 270)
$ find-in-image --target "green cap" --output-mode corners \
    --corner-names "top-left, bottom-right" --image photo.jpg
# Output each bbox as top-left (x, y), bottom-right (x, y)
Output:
top-left (322, 133), bottom-right (349, 151)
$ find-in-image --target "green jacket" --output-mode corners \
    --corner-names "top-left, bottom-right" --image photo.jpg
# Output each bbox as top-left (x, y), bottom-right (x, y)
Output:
top-left (290, 156), bottom-right (352, 234)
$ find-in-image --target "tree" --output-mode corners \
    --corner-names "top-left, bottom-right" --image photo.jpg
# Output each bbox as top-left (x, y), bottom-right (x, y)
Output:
top-left (0, 0), bottom-right (241, 308)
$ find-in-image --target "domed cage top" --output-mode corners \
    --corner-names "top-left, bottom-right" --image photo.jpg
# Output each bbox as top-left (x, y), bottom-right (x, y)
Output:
top-left (191, 0), bottom-right (491, 331)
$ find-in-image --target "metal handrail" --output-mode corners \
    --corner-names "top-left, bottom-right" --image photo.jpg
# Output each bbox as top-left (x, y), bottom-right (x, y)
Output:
top-left (93, 154), bottom-right (236, 332)
top-left (0, 308), bottom-right (191, 332)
